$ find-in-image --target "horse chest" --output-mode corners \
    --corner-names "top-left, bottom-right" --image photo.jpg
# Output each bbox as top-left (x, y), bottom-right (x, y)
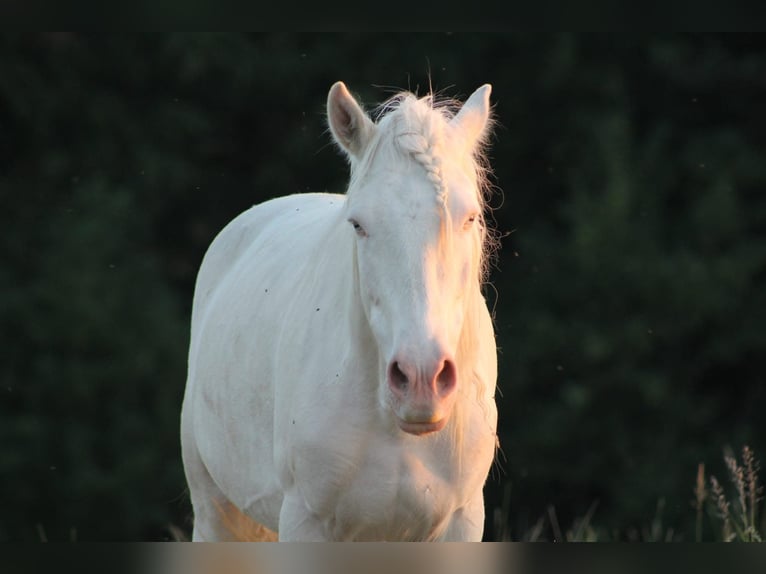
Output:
top-left (296, 435), bottom-right (462, 541)
top-left (348, 457), bottom-right (456, 539)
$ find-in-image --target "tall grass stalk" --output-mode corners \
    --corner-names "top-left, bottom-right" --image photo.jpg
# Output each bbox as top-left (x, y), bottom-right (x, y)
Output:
top-left (707, 445), bottom-right (763, 542)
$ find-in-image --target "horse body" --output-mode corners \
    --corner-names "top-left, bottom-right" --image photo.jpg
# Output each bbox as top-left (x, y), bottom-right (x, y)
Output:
top-left (181, 82), bottom-right (499, 541)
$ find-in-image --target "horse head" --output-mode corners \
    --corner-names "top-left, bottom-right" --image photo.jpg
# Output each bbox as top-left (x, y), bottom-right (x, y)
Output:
top-left (327, 81), bottom-right (494, 436)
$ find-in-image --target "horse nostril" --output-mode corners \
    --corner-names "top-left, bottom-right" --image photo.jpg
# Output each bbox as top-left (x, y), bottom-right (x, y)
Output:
top-left (389, 361), bottom-right (409, 391)
top-left (436, 359), bottom-right (457, 395)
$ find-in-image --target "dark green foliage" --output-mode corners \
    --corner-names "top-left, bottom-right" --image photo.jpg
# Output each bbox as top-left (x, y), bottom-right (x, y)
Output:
top-left (490, 34), bottom-right (766, 540)
top-left (0, 33), bottom-right (763, 541)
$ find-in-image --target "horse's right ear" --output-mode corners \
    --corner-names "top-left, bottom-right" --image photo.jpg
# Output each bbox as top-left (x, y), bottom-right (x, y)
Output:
top-left (327, 82), bottom-right (376, 160)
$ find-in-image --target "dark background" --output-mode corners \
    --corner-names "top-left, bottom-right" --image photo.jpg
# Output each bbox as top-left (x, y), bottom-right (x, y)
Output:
top-left (1, 33), bottom-right (764, 542)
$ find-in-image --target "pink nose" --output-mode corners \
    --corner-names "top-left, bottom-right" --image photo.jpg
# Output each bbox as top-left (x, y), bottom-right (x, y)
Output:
top-left (387, 356), bottom-right (457, 400)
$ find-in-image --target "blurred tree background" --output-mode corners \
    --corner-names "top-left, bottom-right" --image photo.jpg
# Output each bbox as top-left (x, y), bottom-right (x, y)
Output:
top-left (1, 33), bottom-right (764, 541)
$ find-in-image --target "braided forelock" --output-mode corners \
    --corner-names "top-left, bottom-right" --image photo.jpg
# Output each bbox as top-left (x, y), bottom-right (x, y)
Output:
top-left (374, 92), bottom-right (457, 205)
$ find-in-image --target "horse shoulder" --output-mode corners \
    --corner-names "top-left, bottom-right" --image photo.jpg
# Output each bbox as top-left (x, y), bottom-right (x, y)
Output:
top-left (185, 192), bottom-right (348, 525)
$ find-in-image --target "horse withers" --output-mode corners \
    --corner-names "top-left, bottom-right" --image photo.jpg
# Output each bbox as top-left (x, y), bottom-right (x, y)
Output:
top-left (181, 81), bottom-right (500, 541)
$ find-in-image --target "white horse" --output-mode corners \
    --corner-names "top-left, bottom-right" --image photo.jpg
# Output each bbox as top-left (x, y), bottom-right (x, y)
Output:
top-left (181, 81), bottom-right (499, 541)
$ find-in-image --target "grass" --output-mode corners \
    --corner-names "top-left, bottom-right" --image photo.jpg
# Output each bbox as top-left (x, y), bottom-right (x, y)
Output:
top-left (703, 445), bottom-right (764, 542)
top-left (496, 445), bottom-right (764, 542)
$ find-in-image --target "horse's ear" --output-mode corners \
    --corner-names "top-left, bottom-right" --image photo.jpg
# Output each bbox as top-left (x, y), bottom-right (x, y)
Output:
top-left (327, 81), bottom-right (376, 160)
top-left (450, 84), bottom-right (492, 149)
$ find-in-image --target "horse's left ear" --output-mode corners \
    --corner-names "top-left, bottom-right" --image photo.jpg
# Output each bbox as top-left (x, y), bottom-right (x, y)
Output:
top-left (450, 84), bottom-right (492, 149)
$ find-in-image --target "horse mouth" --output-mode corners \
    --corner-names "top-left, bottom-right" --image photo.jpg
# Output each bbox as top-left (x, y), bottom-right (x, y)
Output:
top-left (397, 418), bottom-right (447, 436)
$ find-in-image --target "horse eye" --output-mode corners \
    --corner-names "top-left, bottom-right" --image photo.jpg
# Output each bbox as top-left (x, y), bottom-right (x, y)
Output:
top-left (348, 218), bottom-right (367, 237)
top-left (463, 214), bottom-right (478, 230)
